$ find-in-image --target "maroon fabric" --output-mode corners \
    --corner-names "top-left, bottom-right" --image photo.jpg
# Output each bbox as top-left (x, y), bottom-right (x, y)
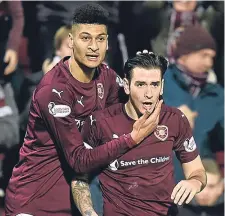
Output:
top-left (0, 1), bottom-right (24, 51)
top-left (167, 10), bottom-right (198, 63)
top-left (174, 24), bottom-right (216, 59)
top-left (170, 10), bottom-right (197, 30)
top-left (82, 103), bottom-right (199, 216)
top-left (5, 57), bottom-right (134, 216)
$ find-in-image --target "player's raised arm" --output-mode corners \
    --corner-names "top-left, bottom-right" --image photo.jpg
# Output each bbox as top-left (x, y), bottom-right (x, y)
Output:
top-left (35, 85), bottom-right (161, 174)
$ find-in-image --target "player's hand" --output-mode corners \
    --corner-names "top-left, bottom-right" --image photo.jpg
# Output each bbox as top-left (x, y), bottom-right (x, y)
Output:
top-left (4, 49), bottom-right (18, 75)
top-left (178, 105), bottom-right (198, 129)
top-left (131, 100), bottom-right (163, 144)
top-left (171, 179), bottom-right (202, 205)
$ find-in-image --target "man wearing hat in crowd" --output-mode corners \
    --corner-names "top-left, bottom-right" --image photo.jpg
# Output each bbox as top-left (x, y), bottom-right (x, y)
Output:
top-left (163, 24), bottom-right (224, 183)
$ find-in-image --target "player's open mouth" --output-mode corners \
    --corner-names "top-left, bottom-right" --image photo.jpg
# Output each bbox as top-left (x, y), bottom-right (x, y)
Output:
top-left (143, 102), bottom-right (153, 110)
top-left (86, 54), bottom-right (99, 61)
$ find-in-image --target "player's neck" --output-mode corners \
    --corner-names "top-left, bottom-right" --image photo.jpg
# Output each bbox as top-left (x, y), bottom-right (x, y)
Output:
top-left (125, 101), bottom-right (139, 120)
top-left (69, 57), bottom-right (95, 83)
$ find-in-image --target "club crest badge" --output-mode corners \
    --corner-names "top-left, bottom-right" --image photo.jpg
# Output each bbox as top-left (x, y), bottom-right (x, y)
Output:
top-left (97, 83), bottom-right (104, 99)
top-left (154, 125), bottom-right (168, 141)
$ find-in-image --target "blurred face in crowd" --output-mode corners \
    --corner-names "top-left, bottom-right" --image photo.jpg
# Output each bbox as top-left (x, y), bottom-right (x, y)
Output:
top-left (124, 67), bottom-right (163, 119)
top-left (173, 0), bottom-right (197, 12)
top-left (69, 24), bottom-right (108, 69)
top-left (178, 49), bottom-right (216, 74)
top-left (56, 37), bottom-right (72, 59)
top-left (195, 172), bottom-right (224, 206)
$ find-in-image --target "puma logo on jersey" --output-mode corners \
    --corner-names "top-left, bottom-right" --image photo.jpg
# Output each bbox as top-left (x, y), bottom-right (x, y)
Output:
top-left (52, 89), bottom-right (63, 98)
top-left (77, 96), bottom-right (84, 107)
top-left (90, 115), bottom-right (96, 125)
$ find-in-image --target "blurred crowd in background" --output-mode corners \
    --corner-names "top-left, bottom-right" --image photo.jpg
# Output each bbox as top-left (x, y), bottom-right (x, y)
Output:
top-left (0, 1), bottom-right (224, 216)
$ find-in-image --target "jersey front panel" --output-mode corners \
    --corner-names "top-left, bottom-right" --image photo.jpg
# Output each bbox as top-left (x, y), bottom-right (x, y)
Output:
top-left (82, 103), bottom-right (199, 216)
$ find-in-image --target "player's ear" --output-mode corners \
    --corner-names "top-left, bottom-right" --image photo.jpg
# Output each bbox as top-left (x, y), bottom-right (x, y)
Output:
top-left (68, 33), bottom-right (74, 48)
top-left (160, 79), bottom-right (164, 95)
top-left (123, 78), bottom-right (130, 95)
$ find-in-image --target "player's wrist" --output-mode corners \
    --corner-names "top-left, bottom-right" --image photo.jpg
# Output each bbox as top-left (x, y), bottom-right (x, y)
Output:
top-left (188, 178), bottom-right (203, 193)
top-left (130, 132), bottom-right (142, 145)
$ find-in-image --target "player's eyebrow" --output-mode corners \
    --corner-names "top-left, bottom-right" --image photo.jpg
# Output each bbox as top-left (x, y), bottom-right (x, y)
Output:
top-left (135, 81), bottom-right (146, 85)
top-left (80, 32), bottom-right (107, 36)
top-left (151, 81), bottom-right (160, 85)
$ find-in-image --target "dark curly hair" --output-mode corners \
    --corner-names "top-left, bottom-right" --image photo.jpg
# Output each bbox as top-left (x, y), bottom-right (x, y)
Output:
top-left (72, 3), bottom-right (109, 26)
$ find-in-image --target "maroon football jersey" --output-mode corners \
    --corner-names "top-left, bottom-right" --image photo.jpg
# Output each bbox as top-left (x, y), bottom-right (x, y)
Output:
top-left (5, 57), bottom-right (134, 216)
top-left (81, 103), bottom-right (199, 216)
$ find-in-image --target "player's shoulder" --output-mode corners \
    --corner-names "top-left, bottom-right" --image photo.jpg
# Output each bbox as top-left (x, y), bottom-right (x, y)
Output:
top-left (98, 63), bottom-right (117, 77)
top-left (92, 103), bottom-right (123, 122)
top-left (161, 103), bottom-right (185, 120)
top-left (160, 104), bottom-right (190, 134)
top-left (98, 63), bottom-right (123, 87)
top-left (35, 59), bottom-right (72, 98)
top-left (99, 62), bottom-right (114, 72)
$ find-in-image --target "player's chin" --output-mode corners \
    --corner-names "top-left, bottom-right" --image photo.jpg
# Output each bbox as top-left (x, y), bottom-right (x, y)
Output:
top-left (85, 60), bottom-right (102, 68)
top-left (142, 105), bottom-right (154, 115)
top-left (138, 107), bottom-right (147, 115)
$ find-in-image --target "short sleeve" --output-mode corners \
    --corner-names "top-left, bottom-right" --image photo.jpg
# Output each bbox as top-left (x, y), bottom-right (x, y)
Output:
top-left (173, 111), bottom-right (199, 163)
top-left (105, 69), bottom-right (124, 107)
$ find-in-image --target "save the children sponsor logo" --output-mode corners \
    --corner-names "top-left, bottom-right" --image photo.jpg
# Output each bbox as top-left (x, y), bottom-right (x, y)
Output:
top-left (108, 156), bottom-right (170, 171)
top-left (48, 102), bottom-right (71, 117)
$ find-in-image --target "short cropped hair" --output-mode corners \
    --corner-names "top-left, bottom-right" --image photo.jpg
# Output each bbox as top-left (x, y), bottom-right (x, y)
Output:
top-left (54, 25), bottom-right (71, 51)
top-left (124, 53), bottom-right (168, 81)
top-left (72, 3), bottom-right (109, 26)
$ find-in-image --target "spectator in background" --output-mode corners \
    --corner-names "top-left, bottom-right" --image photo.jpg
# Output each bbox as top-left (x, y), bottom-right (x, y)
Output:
top-left (35, 1), bottom-right (85, 71)
top-left (0, 81), bottom-right (19, 196)
top-left (119, 1), bottom-right (164, 59)
top-left (0, 0), bottom-right (22, 198)
top-left (163, 25), bottom-right (224, 183)
top-left (151, 0), bottom-right (224, 86)
top-left (0, 0), bottom-right (24, 79)
top-left (178, 158), bottom-right (224, 216)
top-left (42, 25), bottom-right (72, 74)
top-left (166, 0), bottom-right (198, 63)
